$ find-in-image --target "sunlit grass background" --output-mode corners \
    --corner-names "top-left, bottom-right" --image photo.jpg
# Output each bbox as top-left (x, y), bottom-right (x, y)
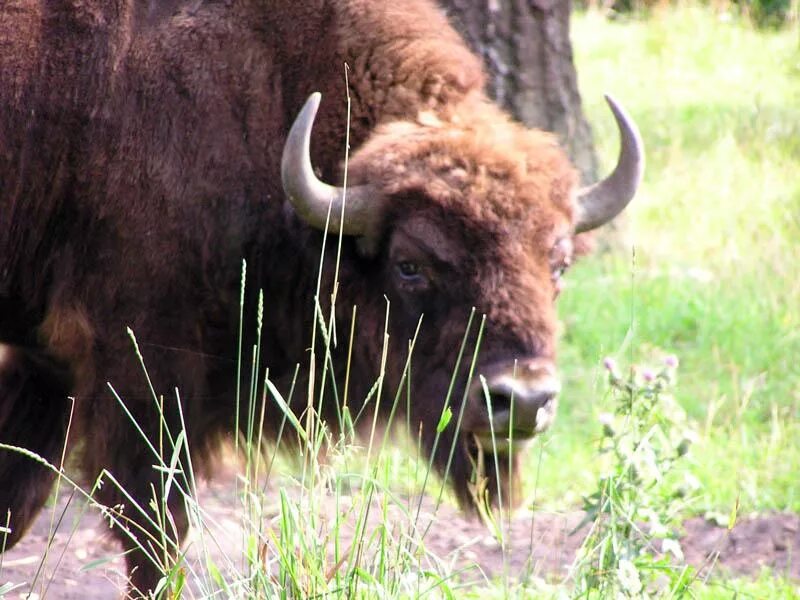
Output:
top-left (533, 4), bottom-right (800, 516)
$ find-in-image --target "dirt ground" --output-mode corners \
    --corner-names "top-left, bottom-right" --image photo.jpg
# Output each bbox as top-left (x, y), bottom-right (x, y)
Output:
top-left (2, 468), bottom-right (798, 599)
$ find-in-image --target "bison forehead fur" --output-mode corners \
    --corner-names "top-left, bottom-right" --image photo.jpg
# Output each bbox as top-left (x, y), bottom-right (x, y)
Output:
top-left (0, 0), bottom-right (640, 594)
top-left (351, 101), bottom-right (577, 228)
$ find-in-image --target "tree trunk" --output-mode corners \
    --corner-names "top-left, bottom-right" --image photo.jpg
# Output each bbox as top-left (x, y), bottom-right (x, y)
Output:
top-left (440, 0), bottom-right (598, 183)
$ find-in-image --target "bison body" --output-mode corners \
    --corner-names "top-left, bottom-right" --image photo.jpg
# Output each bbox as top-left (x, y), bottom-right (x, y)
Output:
top-left (0, 0), bottom-right (642, 593)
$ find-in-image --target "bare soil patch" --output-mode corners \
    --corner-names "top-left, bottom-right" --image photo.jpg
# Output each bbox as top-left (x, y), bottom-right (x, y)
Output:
top-left (2, 468), bottom-right (797, 598)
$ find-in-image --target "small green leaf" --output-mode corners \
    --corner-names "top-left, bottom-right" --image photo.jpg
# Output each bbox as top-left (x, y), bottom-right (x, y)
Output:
top-left (206, 559), bottom-right (225, 588)
top-left (81, 555), bottom-right (121, 572)
top-left (265, 379), bottom-right (307, 443)
top-left (436, 406), bottom-right (452, 433)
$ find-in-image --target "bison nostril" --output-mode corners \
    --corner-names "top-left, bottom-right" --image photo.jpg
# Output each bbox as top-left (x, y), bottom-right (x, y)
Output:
top-left (487, 386), bottom-right (555, 416)
top-left (486, 387), bottom-right (554, 412)
top-left (486, 387), bottom-right (513, 415)
top-left (481, 374), bottom-right (561, 434)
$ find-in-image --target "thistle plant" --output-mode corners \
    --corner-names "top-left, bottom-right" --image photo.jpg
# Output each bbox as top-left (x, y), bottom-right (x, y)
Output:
top-left (572, 354), bottom-right (700, 598)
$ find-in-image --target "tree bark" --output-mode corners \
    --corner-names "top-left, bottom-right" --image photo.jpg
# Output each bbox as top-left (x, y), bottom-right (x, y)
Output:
top-left (439, 0), bottom-right (598, 183)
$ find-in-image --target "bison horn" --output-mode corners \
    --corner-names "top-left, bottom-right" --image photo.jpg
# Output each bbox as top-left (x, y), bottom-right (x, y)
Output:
top-left (281, 92), bottom-right (376, 236)
top-left (574, 95), bottom-right (645, 233)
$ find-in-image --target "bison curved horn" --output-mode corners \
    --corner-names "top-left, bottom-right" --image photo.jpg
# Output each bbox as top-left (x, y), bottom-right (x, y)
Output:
top-left (574, 95), bottom-right (644, 234)
top-left (281, 92), bottom-right (375, 236)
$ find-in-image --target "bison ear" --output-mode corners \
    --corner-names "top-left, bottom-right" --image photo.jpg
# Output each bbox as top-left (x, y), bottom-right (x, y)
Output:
top-left (281, 93), bottom-right (383, 246)
top-left (574, 95), bottom-right (644, 234)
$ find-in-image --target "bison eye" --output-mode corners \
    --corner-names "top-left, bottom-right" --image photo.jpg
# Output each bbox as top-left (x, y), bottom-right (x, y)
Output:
top-left (396, 260), bottom-right (426, 284)
top-left (397, 260), bottom-right (419, 277)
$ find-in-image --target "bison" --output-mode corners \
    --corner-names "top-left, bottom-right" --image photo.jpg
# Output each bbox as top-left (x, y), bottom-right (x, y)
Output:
top-left (0, 0), bottom-right (643, 593)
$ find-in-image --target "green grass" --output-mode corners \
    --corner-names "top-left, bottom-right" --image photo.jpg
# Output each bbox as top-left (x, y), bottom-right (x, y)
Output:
top-left (530, 4), bottom-right (800, 515)
top-left (693, 569), bottom-right (800, 598)
top-left (465, 570), bottom-right (800, 599)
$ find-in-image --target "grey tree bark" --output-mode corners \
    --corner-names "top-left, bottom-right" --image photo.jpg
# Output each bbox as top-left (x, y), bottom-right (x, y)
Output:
top-left (439, 0), bottom-right (598, 183)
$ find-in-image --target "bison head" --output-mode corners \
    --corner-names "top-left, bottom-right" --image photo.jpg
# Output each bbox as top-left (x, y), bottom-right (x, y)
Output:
top-left (281, 92), bottom-right (643, 506)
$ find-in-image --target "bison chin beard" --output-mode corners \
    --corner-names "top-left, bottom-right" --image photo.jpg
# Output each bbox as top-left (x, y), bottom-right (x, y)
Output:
top-left (432, 429), bottom-right (524, 515)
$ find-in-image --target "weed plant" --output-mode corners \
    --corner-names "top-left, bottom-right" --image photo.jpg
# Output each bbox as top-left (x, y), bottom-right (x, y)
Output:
top-left (571, 356), bottom-right (699, 598)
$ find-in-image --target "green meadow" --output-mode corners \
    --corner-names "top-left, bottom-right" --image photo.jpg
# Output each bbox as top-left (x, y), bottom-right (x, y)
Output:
top-left (536, 4), bottom-right (800, 517)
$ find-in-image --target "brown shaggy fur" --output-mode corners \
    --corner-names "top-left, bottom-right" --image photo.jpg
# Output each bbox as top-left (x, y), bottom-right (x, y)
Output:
top-left (1, 0), bottom-right (588, 594)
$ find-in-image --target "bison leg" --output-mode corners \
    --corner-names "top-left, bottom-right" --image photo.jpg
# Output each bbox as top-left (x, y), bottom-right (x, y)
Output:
top-left (82, 335), bottom-right (214, 595)
top-left (92, 464), bottom-right (190, 596)
top-left (0, 343), bottom-right (72, 549)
